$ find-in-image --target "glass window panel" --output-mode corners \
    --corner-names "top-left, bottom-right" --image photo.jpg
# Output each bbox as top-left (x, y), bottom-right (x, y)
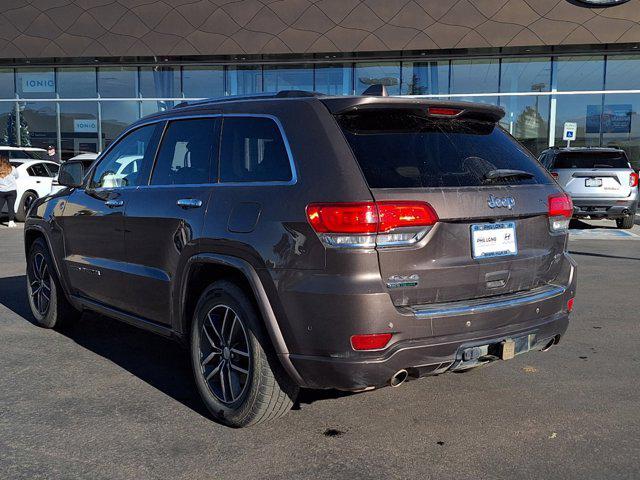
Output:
top-left (0, 69), bottom-right (14, 98)
top-left (141, 100), bottom-right (175, 117)
top-left (226, 66), bottom-right (262, 95)
top-left (401, 61), bottom-right (449, 95)
top-left (182, 66), bottom-right (224, 98)
top-left (140, 66), bottom-right (180, 98)
top-left (601, 93), bottom-right (640, 170)
top-left (314, 63), bottom-right (353, 95)
top-left (58, 67), bottom-right (97, 98)
top-left (450, 95), bottom-right (499, 106)
top-left (91, 124), bottom-right (160, 189)
top-left (450, 59), bottom-right (499, 94)
top-left (263, 64), bottom-right (313, 92)
top-left (151, 118), bottom-right (218, 185)
top-left (553, 94), bottom-right (603, 148)
top-left (60, 102), bottom-right (99, 161)
top-left (555, 56), bottom-right (604, 92)
top-left (355, 62), bottom-right (401, 95)
top-left (605, 55), bottom-right (640, 91)
top-left (0, 102), bottom-right (16, 145)
top-left (16, 68), bottom-right (56, 99)
top-left (98, 67), bottom-right (138, 98)
top-left (101, 101), bottom-right (140, 148)
top-left (500, 95), bottom-right (550, 156)
top-left (220, 117), bottom-right (292, 183)
top-left (17, 101), bottom-right (57, 149)
top-left (500, 57), bottom-right (551, 93)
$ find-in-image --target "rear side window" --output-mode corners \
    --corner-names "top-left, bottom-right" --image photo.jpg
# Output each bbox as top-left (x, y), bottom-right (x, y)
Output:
top-left (151, 118), bottom-right (218, 185)
top-left (45, 163), bottom-right (59, 176)
top-left (336, 110), bottom-right (551, 188)
top-left (220, 117), bottom-right (292, 183)
top-left (27, 163), bottom-right (49, 177)
top-left (552, 151), bottom-right (629, 169)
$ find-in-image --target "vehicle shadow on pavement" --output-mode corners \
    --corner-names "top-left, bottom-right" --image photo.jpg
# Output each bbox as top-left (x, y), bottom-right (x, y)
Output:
top-left (0, 274), bottom-right (210, 418)
top-left (0, 274), bottom-right (354, 415)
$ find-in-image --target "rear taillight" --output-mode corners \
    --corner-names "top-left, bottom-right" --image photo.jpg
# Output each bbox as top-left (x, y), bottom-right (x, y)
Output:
top-left (550, 172), bottom-right (559, 179)
top-left (306, 201), bottom-right (438, 248)
top-left (351, 333), bottom-right (392, 351)
top-left (548, 193), bottom-right (573, 233)
top-left (630, 172), bottom-right (639, 188)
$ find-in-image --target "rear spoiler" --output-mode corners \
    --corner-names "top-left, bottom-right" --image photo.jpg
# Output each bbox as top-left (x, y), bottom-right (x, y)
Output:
top-left (321, 97), bottom-right (505, 123)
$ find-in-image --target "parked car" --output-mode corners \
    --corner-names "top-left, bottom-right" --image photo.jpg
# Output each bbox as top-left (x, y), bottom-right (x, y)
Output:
top-left (24, 90), bottom-right (577, 427)
top-left (1, 158), bottom-right (61, 221)
top-left (539, 147), bottom-right (638, 229)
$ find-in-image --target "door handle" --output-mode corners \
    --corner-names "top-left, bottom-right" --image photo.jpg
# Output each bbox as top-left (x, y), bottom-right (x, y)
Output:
top-left (177, 198), bottom-right (203, 209)
top-left (105, 199), bottom-right (124, 208)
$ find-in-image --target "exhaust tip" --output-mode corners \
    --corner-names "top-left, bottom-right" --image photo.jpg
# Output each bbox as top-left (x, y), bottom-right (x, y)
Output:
top-left (390, 369), bottom-right (408, 387)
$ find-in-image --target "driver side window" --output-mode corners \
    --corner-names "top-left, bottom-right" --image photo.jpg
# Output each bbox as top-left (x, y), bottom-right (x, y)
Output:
top-left (91, 124), bottom-right (160, 189)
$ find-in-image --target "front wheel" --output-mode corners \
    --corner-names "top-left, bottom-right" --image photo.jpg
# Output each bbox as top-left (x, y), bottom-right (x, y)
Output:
top-left (616, 216), bottom-right (635, 229)
top-left (190, 281), bottom-right (297, 427)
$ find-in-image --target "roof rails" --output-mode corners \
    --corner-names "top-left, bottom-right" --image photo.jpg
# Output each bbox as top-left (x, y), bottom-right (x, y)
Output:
top-left (174, 90), bottom-right (324, 109)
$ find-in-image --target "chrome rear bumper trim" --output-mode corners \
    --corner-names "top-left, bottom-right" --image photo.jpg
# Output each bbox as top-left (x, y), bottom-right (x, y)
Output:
top-left (412, 285), bottom-right (566, 319)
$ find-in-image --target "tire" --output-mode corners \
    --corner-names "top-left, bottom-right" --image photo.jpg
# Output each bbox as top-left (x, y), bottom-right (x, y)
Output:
top-left (26, 238), bottom-right (81, 328)
top-left (190, 280), bottom-right (297, 427)
top-left (616, 216), bottom-right (635, 229)
top-left (15, 191), bottom-right (38, 222)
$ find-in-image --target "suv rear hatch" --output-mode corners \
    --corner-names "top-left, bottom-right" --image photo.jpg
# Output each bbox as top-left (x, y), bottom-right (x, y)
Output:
top-left (552, 150), bottom-right (633, 199)
top-left (326, 99), bottom-right (566, 309)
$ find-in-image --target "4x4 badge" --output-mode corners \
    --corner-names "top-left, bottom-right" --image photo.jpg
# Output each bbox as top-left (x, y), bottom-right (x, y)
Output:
top-left (488, 194), bottom-right (515, 210)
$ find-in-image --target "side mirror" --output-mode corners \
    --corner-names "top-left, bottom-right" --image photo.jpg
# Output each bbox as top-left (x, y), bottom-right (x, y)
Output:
top-left (58, 161), bottom-right (85, 188)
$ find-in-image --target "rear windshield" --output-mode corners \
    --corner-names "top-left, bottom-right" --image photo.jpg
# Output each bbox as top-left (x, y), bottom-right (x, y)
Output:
top-left (553, 151), bottom-right (629, 169)
top-left (336, 110), bottom-right (551, 188)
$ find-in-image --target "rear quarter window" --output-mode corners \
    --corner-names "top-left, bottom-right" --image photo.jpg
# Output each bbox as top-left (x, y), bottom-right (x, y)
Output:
top-left (336, 110), bottom-right (551, 188)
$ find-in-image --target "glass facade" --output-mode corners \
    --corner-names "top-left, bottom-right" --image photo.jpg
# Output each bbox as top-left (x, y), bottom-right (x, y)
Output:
top-left (0, 55), bottom-right (639, 167)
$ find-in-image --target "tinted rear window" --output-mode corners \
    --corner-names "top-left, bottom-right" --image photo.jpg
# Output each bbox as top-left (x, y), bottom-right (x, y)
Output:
top-left (336, 110), bottom-right (550, 188)
top-left (553, 151), bottom-right (629, 169)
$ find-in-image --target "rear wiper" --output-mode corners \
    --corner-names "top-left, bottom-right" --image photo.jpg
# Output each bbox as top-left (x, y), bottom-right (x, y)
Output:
top-left (483, 169), bottom-right (535, 181)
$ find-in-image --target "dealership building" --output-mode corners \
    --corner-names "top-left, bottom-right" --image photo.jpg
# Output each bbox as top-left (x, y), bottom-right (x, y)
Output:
top-left (1, 0), bottom-right (640, 165)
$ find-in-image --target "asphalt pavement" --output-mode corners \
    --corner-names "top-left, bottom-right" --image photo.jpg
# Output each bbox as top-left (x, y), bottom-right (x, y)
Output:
top-left (0, 219), bottom-right (639, 479)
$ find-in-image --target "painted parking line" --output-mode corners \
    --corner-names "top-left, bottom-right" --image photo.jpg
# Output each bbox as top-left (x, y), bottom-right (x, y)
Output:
top-left (570, 229), bottom-right (639, 240)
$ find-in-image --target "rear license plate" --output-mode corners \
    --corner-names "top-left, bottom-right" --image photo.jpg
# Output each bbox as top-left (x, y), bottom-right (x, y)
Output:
top-left (471, 222), bottom-right (517, 259)
top-left (585, 178), bottom-right (603, 187)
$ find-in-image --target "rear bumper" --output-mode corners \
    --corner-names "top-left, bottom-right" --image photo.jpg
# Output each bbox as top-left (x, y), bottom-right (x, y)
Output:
top-left (572, 196), bottom-right (638, 218)
top-left (289, 311), bottom-right (570, 390)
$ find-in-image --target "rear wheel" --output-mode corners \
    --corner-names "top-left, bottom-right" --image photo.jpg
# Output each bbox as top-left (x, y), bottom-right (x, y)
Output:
top-left (616, 216), bottom-right (635, 229)
top-left (26, 238), bottom-right (81, 328)
top-left (190, 280), bottom-right (297, 427)
top-left (15, 191), bottom-right (38, 222)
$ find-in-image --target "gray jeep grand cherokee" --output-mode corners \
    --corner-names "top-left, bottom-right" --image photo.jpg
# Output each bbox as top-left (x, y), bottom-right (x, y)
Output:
top-left (24, 91), bottom-right (577, 427)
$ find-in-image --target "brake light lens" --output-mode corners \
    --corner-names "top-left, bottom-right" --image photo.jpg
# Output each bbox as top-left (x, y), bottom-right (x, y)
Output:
top-left (306, 203), bottom-right (378, 234)
top-left (567, 298), bottom-right (574, 313)
top-left (428, 107), bottom-right (462, 117)
top-left (550, 172), bottom-right (559, 179)
top-left (630, 172), bottom-right (639, 188)
top-left (307, 201), bottom-right (438, 248)
top-left (351, 333), bottom-right (392, 351)
top-left (548, 193), bottom-right (573, 233)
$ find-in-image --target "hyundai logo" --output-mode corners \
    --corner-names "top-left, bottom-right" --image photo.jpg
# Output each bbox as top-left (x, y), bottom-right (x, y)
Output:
top-left (488, 194), bottom-right (515, 210)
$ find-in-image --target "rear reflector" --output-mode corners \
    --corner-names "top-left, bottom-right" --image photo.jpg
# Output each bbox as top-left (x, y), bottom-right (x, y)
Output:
top-left (306, 201), bottom-right (438, 234)
top-left (428, 107), bottom-right (462, 117)
top-left (630, 172), bottom-right (639, 188)
top-left (567, 298), bottom-right (574, 313)
top-left (351, 333), bottom-right (392, 351)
